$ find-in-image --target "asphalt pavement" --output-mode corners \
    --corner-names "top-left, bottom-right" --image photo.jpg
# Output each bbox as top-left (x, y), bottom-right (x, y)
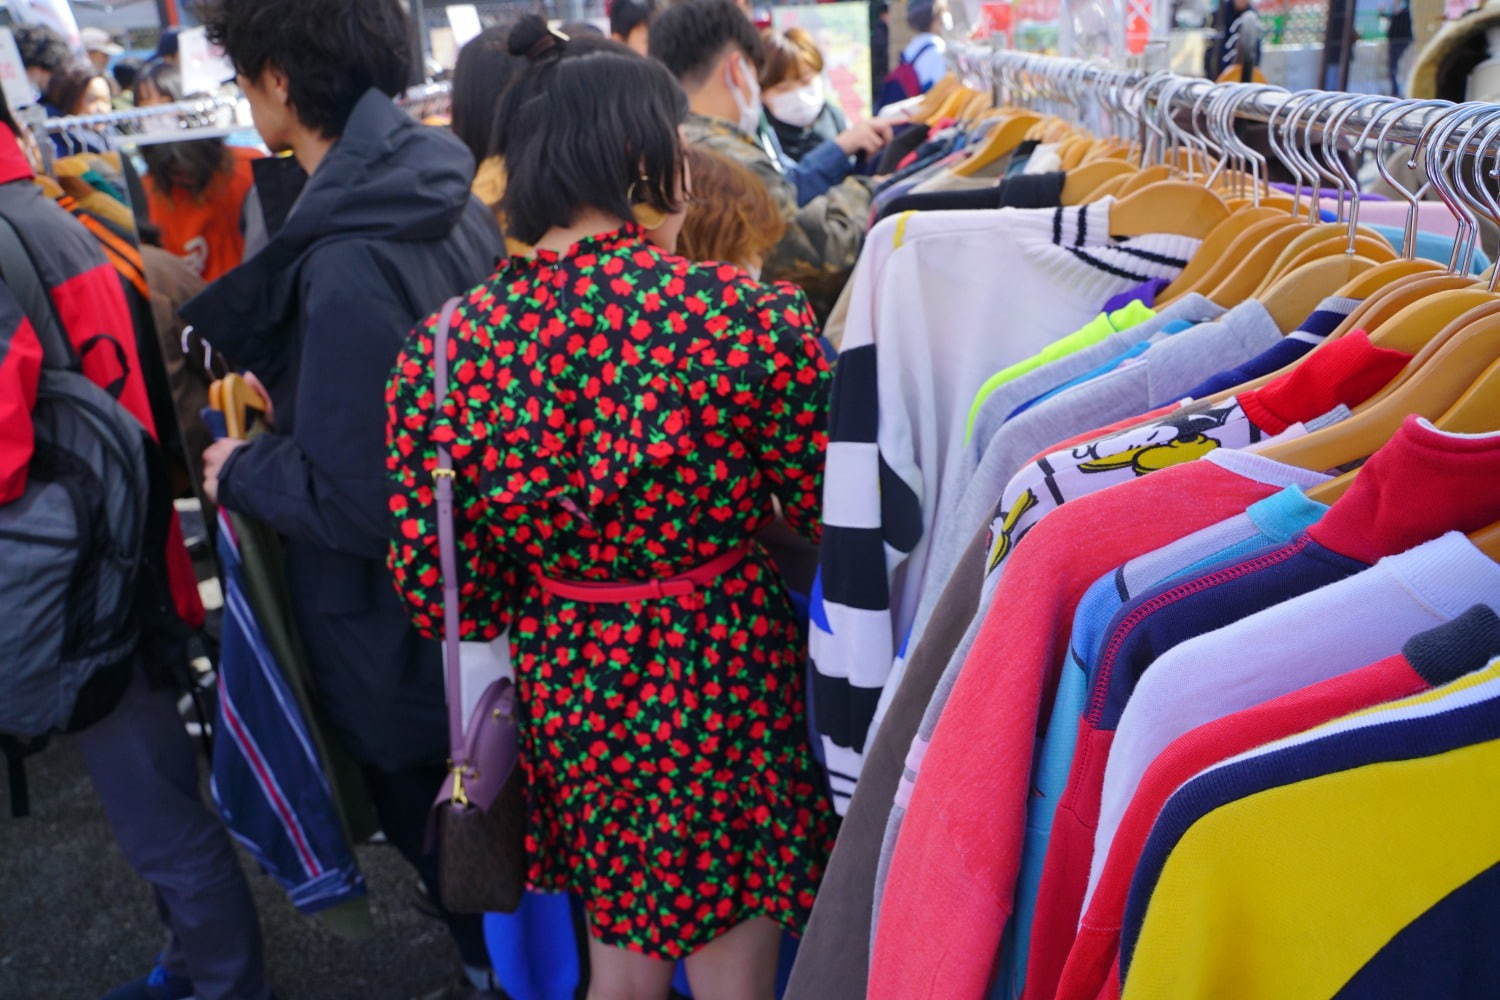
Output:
top-left (0, 736), bottom-right (467, 1000)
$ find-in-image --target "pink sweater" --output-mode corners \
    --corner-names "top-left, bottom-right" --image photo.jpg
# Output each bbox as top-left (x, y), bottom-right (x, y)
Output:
top-left (868, 450), bottom-right (1330, 1000)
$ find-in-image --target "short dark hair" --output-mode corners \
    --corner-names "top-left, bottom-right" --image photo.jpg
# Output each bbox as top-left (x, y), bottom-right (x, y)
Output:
top-left (648, 0), bottom-right (762, 87)
top-left (450, 22), bottom-right (522, 164)
top-left (112, 57), bottom-right (145, 92)
top-left (15, 24), bottom-right (72, 74)
top-left (608, 0), bottom-right (656, 40)
top-left (202, 0), bottom-right (412, 138)
top-left (44, 63), bottom-right (105, 116)
top-left (907, 0), bottom-right (936, 33)
top-left (497, 16), bottom-right (685, 245)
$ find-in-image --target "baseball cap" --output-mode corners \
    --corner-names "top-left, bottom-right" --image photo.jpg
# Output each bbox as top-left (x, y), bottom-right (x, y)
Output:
top-left (81, 27), bottom-right (124, 57)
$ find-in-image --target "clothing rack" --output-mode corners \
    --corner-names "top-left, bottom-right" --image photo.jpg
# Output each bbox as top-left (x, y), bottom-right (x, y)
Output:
top-left (30, 79), bottom-right (454, 151)
top-left (39, 94), bottom-right (246, 148)
top-left (948, 45), bottom-right (1500, 160)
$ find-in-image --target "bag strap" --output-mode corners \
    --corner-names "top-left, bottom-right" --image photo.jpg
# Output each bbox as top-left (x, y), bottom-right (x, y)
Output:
top-left (906, 40), bottom-right (936, 65)
top-left (0, 212), bottom-right (73, 370)
top-left (431, 297), bottom-right (466, 759)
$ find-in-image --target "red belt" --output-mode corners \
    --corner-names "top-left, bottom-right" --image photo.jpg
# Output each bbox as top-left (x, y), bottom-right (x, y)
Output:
top-left (535, 545), bottom-right (751, 603)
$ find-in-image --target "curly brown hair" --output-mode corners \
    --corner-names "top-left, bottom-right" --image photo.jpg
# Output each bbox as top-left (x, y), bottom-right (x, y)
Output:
top-left (677, 147), bottom-right (786, 271)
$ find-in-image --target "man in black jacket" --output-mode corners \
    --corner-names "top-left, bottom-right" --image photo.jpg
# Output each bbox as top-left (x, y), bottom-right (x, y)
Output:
top-left (186, 1), bottom-right (503, 992)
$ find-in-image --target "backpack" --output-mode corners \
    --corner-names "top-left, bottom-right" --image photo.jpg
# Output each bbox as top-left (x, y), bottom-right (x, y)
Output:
top-left (879, 40), bottom-right (936, 111)
top-left (0, 211), bottom-right (149, 817)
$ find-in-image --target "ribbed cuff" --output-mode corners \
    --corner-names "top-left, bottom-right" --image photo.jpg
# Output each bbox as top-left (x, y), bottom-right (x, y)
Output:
top-left (1403, 603), bottom-right (1500, 686)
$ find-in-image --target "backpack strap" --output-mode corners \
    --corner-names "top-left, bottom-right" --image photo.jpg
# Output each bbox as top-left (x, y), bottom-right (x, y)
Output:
top-left (0, 212), bottom-right (73, 370)
top-left (906, 39), bottom-right (937, 65)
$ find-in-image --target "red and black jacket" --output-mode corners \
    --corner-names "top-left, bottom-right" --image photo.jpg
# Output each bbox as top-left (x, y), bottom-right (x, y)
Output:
top-left (0, 124), bottom-right (203, 628)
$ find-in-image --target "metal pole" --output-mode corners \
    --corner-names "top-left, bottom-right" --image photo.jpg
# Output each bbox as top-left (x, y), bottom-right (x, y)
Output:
top-left (409, 0), bottom-right (429, 86)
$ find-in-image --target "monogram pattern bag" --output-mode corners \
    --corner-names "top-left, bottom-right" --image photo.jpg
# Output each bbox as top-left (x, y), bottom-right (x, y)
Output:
top-left (427, 296), bottom-right (527, 914)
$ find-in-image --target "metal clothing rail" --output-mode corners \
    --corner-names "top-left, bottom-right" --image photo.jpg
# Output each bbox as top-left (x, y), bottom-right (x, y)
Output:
top-left (947, 45), bottom-right (1500, 157)
top-left (32, 79), bottom-right (453, 147)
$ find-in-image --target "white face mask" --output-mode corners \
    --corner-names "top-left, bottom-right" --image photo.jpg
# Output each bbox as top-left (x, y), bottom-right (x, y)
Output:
top-left (765, 76), bottom-right (825, 129)
top-left (729, 53), bottom-right (763, 135)
top-left (941, 8), bottom-right (954, 31)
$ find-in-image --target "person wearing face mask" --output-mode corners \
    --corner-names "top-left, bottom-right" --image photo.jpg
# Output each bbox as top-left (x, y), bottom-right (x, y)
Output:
top-left (652, 0), bottom-right (887, 317)
top-left (760, 27), bottom-right (846, 164)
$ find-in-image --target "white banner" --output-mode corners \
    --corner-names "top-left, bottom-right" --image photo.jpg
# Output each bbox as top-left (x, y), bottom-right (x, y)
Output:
top-left (7, 0), bottom-right (81, 49)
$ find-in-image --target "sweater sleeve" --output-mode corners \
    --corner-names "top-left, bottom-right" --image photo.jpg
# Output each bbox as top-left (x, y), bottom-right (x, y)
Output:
top-left (741, 283), bottom-right (832, 543)
top-left (385, 306), bottom-right (519, 642)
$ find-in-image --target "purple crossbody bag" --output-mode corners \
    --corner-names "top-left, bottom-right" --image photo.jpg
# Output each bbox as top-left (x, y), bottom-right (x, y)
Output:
top-left (427, 296), bottom-right (526, 914)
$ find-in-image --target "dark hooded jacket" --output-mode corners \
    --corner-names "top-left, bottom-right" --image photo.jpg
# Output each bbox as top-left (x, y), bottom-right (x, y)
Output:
top-left (182, 90), bottom-right (502, 772)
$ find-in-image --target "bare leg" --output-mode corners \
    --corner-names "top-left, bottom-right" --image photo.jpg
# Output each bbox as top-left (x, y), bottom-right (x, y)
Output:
top-left (585, 931), bottom-right (676, 1000)
top-left (683, 917), bottom-right (782, 1000)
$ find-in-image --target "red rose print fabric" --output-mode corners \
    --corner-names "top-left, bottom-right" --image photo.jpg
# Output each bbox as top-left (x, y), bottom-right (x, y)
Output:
top-left (385, 225), bottom-right (837, 958)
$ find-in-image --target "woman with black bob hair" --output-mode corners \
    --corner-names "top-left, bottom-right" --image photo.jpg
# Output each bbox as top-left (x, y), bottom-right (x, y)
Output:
top-left (388, 15), bottom-right (837, 999)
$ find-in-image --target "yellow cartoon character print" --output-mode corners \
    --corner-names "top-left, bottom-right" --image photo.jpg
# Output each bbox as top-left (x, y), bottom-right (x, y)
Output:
top-left (987, 488), bottom-right (1038, 575)
top-left (1076, 405), bottom-right (1237, 478)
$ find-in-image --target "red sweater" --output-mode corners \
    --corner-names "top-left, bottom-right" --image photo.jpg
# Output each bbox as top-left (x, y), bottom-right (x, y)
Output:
top-left (868, 452), bottom-right (1330, 1000)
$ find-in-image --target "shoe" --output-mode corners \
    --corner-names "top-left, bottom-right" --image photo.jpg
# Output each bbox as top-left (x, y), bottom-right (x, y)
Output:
top-left (100, 965), bottom-right (195, 1000)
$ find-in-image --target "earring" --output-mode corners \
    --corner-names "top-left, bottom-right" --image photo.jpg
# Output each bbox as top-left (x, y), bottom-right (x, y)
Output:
top-left (629, 177), bottom-right (667, 229)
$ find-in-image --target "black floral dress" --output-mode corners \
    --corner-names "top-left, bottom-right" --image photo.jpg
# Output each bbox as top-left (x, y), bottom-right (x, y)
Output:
top-left (385, 225), bottom-right (838, 958)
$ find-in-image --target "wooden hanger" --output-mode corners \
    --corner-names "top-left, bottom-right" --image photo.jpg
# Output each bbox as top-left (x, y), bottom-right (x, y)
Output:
top-left (1157, 206), bottom-right (1284, 299)
top-left (1109, 180), bottom-right (1231, 240)
top-left (1202, 221), bottom-right (1311, 307)
top-left (210, 373), bottom-right (268, 441)
top-left (1272, 234), bottom-right (1399, 283)
top-left (1322, 272), bottom-right (1476, 344)
top-left (914, 76), bottom-right (961, 123)
top-left (1251, 223), bottom-right (1375, 292)
top-left (1089, 173), bottom-right (1132, 201)
top-left (1114, 164), bottom-right (1175, 197)
top-left (1362, 286), bottom-right (1500, 353)
top-left (1434, 354), bottom-right (1500, 433)
top-left (927, 86), bottom-right (976, 125)
top-left (1359, 300), bottom-right (1500, 408)
top-left (1164, 214), bottom-right (1305, 305)
top-left (1263, 310), bottom-right (1500, 476)
top-left (1057, 136), bottom-right (1091, 171)
top-left (1258, 253), bottom-right (1383, 334)
top-left (1470, 519), bottom-right (1500, 561)
top-left (1307, 348), bottom-right (1500, 504)
top-left (952, 111), bottom-right (1043, 177)
top-left (1059, 158), bottom-right (1137, 205)
top-left (1332, 257), bottom-right (1445, 301)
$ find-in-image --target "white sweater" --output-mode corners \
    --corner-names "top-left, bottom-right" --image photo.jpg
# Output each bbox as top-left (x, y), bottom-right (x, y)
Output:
top-left (811, 199), bottom-right (1201, 809)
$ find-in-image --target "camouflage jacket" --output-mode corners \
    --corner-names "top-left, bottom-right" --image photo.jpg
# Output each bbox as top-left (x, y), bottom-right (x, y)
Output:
top-left (682, 112), bottom-right (870, 318)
